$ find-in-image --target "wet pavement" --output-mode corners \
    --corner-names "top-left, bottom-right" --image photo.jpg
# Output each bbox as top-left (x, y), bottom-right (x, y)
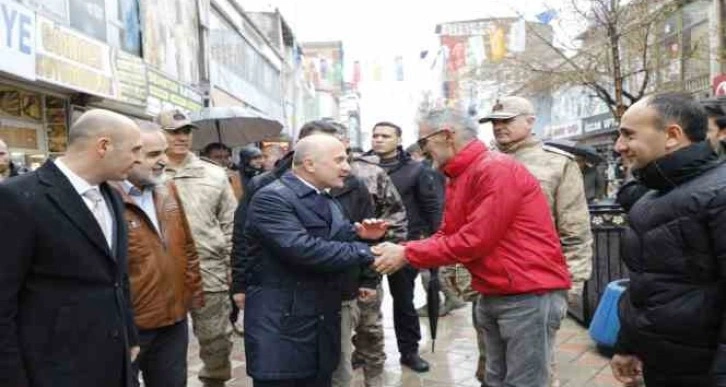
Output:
top-left (186, 280), bottom-right (619, 387)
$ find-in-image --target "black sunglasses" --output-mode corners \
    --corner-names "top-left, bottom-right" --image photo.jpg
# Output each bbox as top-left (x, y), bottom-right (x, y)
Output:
top-left (417, 128), bottom-right (450, 149)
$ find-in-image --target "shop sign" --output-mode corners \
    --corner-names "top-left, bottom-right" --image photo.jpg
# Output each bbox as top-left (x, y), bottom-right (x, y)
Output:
top-left (146, 68), bottom-right (203, 115)
top-left (548, 121), bottom-right (582, 139)
top-left (582, 113), bottom-right (616, 133)
top-left (35, 16), bottom-right (114, 98)
top-left (0, 0), bottom-right (36, 80)
top-left (113, 49), bottom-right (147, 106)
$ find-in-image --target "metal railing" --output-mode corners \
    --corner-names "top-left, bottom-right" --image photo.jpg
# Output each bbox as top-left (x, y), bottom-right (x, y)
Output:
top-left (568, 203), bottom-right (629, 325)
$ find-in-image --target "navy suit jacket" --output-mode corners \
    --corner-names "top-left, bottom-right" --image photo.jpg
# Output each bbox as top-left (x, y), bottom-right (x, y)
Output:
top-left (0, 161), bottom-right (138, 387)
top-left (243, 172), bottom-right (374, 381)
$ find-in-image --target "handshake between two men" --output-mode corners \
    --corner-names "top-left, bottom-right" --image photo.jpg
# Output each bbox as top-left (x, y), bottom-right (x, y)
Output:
top-left (355, 218), bottom-right (411, 276)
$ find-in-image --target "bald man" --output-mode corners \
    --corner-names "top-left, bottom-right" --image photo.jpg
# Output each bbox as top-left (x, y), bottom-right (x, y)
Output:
top-left (0, 109), bottom-right (143, 387)
top-left (242, 135), bottom-right (387, 387)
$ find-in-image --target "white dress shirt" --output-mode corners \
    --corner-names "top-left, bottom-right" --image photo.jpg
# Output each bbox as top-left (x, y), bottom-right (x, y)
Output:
top-left (122, 181), bottom-right (161, 235)
top-left (55, 159), bottom-right (114, 249)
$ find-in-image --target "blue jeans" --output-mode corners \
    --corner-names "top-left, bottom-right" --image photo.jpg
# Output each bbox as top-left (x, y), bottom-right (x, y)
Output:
top-left (131, 319), bottom-right (189, 387)
top-left (476, 291), bottom-right (567, 387)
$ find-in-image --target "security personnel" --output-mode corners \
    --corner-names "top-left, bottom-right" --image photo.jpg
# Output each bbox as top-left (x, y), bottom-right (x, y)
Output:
top-left (481, 96), bottom-right (594, 387)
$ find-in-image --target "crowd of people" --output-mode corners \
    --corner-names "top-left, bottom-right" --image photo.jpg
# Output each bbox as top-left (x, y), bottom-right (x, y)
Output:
top-left (1, 91), bottom-right (726, 387)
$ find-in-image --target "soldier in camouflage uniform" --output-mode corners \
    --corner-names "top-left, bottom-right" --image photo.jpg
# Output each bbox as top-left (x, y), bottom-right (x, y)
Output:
top-left (159, 110), bottom-right (238, 387)
top-left (481, 96), bottom-right (593, 387)
top-left (349, 156), bottom-right (408, 387)
top-left (323, 121), bottom-right (408, 387)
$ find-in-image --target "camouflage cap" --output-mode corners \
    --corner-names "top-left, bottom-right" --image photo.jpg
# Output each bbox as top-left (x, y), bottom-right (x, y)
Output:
top-left (479, 96), bottom-right (535, 123)
top-left (156, 109), bottom-right (199, 131)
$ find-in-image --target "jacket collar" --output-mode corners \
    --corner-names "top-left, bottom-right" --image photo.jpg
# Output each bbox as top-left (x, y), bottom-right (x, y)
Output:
top-left (280, 171), bottom-right (320, 198)
top-left (442, 140), bottom-right (487, 178)
top-left (330, 175), bottom-right (361, 198)
top-left (37, 161), bottom-right (120, 260)
top-left (363, 146), bottom-right (411, 169)
top-left (273, 152), bottom-right (294, 178)
top-left (167, 152), bottom-right (206, 179)
top-left (498, 136), bottom-right (540, 154)
top-left (634, 141), bottom-right (720, 192)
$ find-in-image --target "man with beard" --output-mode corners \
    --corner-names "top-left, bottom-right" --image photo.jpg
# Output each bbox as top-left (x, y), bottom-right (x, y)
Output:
top-left (110, 121), bottom-right (204, 386)
top-left (610, 93), bottom-right (726, 386)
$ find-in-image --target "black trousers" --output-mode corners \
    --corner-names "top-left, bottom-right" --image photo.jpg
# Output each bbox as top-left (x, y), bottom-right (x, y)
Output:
top-left (253, 375), bottom-right (332, 387)
top-left (131, 319), bottom-right (189, 387)
top-left (387, 265), bottom-right (421, 356)
top-left (643, 368), bottom-right (712, 387)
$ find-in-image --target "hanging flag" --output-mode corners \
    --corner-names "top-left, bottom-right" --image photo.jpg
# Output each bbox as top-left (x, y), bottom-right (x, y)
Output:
top-left (372, 61), bottom-right (383, 82)
top-left (395, 56), bottom-right (404, 81)
top-left (489, 26), bottom-right (507, 62)
top-left (467, 36), bottom-right (485, 68)
top-left (442, 36), bottom-right (467, 74)
top-left (508, 18), bottom-right (526, 53)
top-left (352, 60), bottom-right (361, 87)
top-left (536, 9), bottom-right (557, 25)
top-left (319, 58), bottom-right (329, 82)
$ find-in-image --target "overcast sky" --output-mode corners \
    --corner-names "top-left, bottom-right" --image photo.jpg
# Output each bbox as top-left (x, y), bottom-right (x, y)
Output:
top-left (241, 0), bottom-right (586, 145)
top-left (243, 0), bottom-right (574, 60)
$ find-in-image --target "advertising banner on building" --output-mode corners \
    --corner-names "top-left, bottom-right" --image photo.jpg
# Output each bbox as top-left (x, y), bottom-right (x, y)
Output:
top-left (35, 16), bottom-right (114, 98)
top-left (113, 49), bottom-right (148, 106)
top-left (0, 0), bottom-right (36, 80)
top-left (146, 68), bottom-right (203, 115)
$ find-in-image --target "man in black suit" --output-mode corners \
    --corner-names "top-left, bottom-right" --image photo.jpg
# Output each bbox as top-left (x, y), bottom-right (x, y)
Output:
top-left (243, 134), bottom-right (388, 387)
top-left (0, 109), bottom-right (143, 387)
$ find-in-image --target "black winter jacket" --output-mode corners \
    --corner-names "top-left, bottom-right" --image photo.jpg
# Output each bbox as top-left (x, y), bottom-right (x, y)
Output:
top-left (365, 148), bottom-right (443, 239)
top-left (331, 175), bottom-right (380, 300)
top-left (616, 142), bottom-right (726, 382)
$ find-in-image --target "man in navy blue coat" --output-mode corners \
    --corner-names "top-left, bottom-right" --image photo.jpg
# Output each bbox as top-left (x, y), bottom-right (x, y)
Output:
top-left (243, 134), bottom-right (387, 387)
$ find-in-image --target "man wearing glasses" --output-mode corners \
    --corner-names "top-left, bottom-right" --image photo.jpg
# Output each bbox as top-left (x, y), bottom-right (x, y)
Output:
top-left (372, 109), bottom-right (571, 387)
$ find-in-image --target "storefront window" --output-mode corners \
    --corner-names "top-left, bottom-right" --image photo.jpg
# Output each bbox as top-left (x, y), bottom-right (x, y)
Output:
top-left (210, 9), bottom-right (282, 101)
top-left (0, 83), bottom-right (68, 170)
top-left (655, 0), bottom-right (710, 93)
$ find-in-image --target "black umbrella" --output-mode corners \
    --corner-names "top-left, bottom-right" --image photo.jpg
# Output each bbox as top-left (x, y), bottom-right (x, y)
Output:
top-left (427, 268), bottom-right (441, 353)
top-left (544, 139), bottom-right (603, 165)
top-left (189, 106), bottom-right (283, 150)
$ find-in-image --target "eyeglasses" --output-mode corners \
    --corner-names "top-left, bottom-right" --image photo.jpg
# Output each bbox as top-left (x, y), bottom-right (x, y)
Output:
top-left (417, 128), bottom-right (450, 149)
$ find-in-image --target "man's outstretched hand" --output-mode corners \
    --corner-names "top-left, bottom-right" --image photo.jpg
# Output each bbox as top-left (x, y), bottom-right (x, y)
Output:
top-left (371, 242), bottom-right (408, 275)
top-left (355, 218), bottom-right (389, 241)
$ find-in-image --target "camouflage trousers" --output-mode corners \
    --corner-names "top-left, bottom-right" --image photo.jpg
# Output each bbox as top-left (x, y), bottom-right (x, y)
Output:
top-left (352, 283), bottom-right (385, 387)
top-left (332, 299), bottom-right (361, 387)
top-left (420, 264), bottom-right (475, 303)
top-left (190, 291), bottom-right (233, 384)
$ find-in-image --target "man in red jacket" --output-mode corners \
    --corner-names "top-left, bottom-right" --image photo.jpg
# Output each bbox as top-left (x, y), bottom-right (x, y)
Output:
top-left (373, 108), bottom-right (571, 387)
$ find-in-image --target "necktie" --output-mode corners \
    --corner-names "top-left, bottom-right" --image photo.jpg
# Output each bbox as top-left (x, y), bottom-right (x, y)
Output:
top-left (84, 188), bottom-right (111, 248)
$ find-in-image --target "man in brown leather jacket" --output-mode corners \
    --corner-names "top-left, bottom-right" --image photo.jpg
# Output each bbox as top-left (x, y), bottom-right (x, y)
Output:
top-left (111, 121), bottom-right (204, 387)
